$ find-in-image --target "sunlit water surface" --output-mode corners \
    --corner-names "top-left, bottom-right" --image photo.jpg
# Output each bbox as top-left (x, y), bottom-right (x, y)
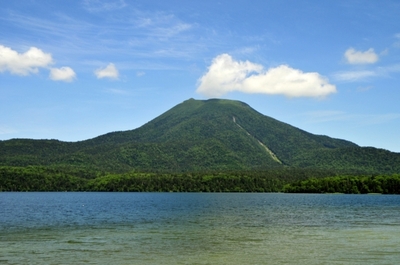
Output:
top-left (1, 193), bottom-right (399, 264)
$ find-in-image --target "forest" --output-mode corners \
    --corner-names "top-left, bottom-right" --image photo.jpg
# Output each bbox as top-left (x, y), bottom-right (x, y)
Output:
top-left (1, 165), bottom-right (399, 193)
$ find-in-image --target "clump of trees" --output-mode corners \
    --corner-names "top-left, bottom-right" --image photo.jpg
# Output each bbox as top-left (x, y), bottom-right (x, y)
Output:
top-left (86, 172), bottom-right (285, 192)
top-left (283, 175), bottom-right (400, 194)
top-left (0, 166), bottom-right (96, 191)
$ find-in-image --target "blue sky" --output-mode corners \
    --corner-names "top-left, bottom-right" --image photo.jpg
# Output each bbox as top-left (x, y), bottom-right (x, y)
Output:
top-left (1, 0), bottom-right (400, 152)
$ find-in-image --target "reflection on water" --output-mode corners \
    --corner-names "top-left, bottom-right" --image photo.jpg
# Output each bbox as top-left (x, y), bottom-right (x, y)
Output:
top-left (1, 193), bottom-right (400, 264)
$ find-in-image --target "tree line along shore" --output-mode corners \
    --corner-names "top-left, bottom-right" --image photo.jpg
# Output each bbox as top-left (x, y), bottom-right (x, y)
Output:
top-left (1, 166), bottom-right (399, 193)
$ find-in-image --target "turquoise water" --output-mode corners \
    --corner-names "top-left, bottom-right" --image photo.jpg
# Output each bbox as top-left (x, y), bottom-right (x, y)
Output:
top-left (1, 193), bottom-right (400, 264)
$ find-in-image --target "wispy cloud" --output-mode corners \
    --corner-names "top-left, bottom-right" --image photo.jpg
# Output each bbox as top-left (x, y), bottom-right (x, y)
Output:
top-left (394, 33), bottom-right (400, 48)
top-left (303, 110), bottom-right (350, 123)
top-left (304, 110), bottom-right (400, 126)
top-left (333, 64), bottom-right (400, 82)
top-left (1, 12), bottom-right (94, 44)
top-left (232, 45), bottom-right (260, 55)
top-left (381, 63), bottom-right (400, 74)
top-left (197, 54), bottom-right (336, 98)
top-left (105, 88), bottom-right (130, 95)
top-left (82, 0), bottom-right (127, 13)
top-left (360, 113), bottom-right (400, 126)
top-left (333, 70), bottom-right (376, 82)
top-left (2, 9), bottom-right (202, 64)
top-left (0, 125), bottom-right (17, 135)
top-left (356, 85), bottom-right (373, 92)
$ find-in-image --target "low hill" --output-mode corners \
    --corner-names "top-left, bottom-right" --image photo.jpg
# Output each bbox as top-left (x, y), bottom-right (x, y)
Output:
top-left (1, 98), bottom-right (399, 174)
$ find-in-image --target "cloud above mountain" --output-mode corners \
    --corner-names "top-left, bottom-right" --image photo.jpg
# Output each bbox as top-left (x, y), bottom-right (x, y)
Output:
top-left (0, 45), bottom-right (53, 75)
top-left (197, 54), bottom-right (336, 98)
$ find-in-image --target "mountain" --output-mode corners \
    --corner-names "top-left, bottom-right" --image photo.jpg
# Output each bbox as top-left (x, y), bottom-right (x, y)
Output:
top-left (1, 98), bottom-right (400, 174)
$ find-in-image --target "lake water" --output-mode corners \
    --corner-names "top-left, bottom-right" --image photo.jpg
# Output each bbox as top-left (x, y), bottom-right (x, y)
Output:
top-left (1, 193), bottom-right (400, 264)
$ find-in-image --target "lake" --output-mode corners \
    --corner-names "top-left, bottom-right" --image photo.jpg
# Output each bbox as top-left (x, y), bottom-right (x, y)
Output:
top-left (1, 193), bottom-right (400, 264)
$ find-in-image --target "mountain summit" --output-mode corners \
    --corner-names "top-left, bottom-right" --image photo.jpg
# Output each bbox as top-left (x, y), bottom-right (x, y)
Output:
top-left (1, 98), bottom-right (399, 173)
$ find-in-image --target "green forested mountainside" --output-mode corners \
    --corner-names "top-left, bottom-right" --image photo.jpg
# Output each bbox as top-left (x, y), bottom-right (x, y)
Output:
top-left (291, 146), bottom-right (400, 173)
top-left (0, 98), bottom-right (400, 174)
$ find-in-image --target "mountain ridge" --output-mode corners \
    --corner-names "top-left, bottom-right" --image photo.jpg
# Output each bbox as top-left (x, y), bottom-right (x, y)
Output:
top-left (0, 98), bottom-right (399, 174)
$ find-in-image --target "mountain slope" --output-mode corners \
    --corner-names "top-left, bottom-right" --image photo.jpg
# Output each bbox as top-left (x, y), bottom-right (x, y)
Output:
top-left (0, 98), bottom-right (399, 173)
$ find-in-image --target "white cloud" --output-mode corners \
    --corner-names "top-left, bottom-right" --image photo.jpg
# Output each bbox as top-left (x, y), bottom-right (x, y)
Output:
top-left (344, 48), bottom-right (378, 64)
top-left (49, 67), bottom-right (76, 82)
top-left (196, 54), bottom-right (336, 98)
top-left (95, 63), bottom-right (119, 79)
top-left (0, 45), bottom-right (53, 75)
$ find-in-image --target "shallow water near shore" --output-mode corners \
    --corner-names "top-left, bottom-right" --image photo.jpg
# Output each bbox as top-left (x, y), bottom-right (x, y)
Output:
top-left (1, 192), bottom-right (400, 264)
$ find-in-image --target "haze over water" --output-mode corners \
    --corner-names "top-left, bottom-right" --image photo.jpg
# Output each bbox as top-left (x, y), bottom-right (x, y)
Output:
top-left (1, 193), bottom-right (400, 264)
